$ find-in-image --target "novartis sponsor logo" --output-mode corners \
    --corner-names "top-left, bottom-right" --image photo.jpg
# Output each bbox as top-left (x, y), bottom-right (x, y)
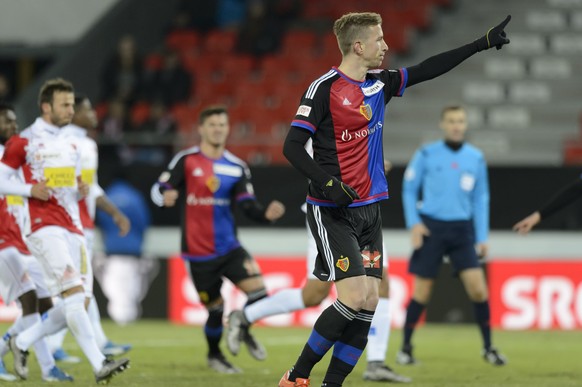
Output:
top-left (186, 194), bottom-right (230, 206)
top-left (340, 122), bottom-right (383, 142)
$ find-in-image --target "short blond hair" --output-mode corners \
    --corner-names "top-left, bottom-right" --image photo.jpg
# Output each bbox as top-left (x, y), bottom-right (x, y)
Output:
top-left (441, 105), bottom-right (465, 119)
top-left (333, 12), bottom-right (382, 56)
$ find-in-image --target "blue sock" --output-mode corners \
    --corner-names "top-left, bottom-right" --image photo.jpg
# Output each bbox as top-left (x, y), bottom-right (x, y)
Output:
top-left (205, 304), bottom-right (224, 356)
top-left (289, 300), bottom-right (356, 381)
top-left (322, 309), bottom-right (374, 386)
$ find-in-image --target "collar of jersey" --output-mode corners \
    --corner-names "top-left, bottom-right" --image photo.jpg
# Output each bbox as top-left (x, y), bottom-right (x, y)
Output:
top-left (60, 124), bottom-right (87, 138)
top-left (333, 66), bottom-right (365, 85)
top-left (32, 117), bottom-right (60, 136)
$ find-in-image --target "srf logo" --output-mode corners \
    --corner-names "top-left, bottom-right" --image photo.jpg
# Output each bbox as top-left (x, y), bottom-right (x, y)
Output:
top-left (359, 103), bottom-right (372, 121)
top-left (206, 176), bottom-right (221, 193)
top-left (336, 256), bottom-right (350, 272)
top-left (361, 249), bottom-right (382, 269)
top-left (341, 130), bottom-right (352, 142)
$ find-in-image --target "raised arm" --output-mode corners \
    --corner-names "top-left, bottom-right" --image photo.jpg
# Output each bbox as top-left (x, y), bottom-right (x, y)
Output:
top-left (406, 15), bottom-right (511, 88)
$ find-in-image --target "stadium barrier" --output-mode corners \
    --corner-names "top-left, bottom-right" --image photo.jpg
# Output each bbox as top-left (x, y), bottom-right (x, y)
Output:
top-left (167, 256), bottom-right (582, 330)
top-left (2, 230), bottom-right (582, 330)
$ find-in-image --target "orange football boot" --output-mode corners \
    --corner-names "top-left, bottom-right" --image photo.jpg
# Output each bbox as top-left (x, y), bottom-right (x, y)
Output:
top-left (279, 370), bottom-right (310, 387)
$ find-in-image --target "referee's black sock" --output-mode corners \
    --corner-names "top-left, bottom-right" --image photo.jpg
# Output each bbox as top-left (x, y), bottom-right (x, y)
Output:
top-left (322, 309), bottom-right (374, 386)
top-left (205, 304), bottom-right (224, 356)
top-left (288, 300), bottom-right (357, 382)
top-left (473, 300), bottom-right (492, 350)
top-left (403, 299), bottom-right (426, 348)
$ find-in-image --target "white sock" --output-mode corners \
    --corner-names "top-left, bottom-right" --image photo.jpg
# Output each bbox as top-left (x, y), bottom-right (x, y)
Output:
top-left (44, 297), bottom-right (67, 353)
top-left (45, 328), bottom-right (68, 354)
top-left (64, 293), bottom-right (105, 372)
top-left (16, 303), bottom-right (67, 350)
top-left (7, 316), bottom-right (25, 337)
top-left (243, 288), bottom-right (305, 324)
top-left (88, 296), bottom-right (108, 349)
top-left (367, 297), bottom-right (391, 362)
top-left (21, 314), bottom-right (55, 376)
top-left (1, 316), bottom-right (25, 357)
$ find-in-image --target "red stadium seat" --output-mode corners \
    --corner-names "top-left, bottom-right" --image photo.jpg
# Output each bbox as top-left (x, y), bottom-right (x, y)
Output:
top-left (281, 31), bottom-right (318, 52)
top-left (203, 30), bottom-right (237, 54)
top-left (95, 102), bottom-right (108, 122)
top-left (144, 53), bottom-right (163, 71)
top-left (265, 144), bottom-right (288, 165)
top-left (225, 144), bottom-right (269, 165)
top-left (130, 102), bottom-right (151, 126)
top-left (221, 55), bottom-right (256, 77)
top-left (393, 4), bottom-right (433, 31)
top-left (165, 30), bottom-right (201, 53)
top-left (171, 104), bottom-right (199, 133)
top-left (385, 27), bottom-right (411, 54)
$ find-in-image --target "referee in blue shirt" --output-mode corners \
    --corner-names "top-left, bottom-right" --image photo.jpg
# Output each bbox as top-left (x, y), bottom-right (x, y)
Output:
top-left (397, 105), bottom-right (506, 366)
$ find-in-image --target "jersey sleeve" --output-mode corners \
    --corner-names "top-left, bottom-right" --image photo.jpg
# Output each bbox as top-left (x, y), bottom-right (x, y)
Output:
top-left (150, 153), bottom-right (186, 207)
top-left (1, 136), bottom-right (27, 169)
top-left (402, 148), bottom-right (425, 228)
top-left (472, 155), bottom-right (490, 243)
top-left (376, 68), bottom-right (408, 98)
top-left (290, 84), bottom-right (329, 135)
top-left (233, 165), bottom-right (256, 202)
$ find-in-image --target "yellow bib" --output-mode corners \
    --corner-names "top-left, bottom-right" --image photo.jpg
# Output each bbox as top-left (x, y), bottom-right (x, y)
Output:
top-left (44, 167), bottom-right (76, 188)
top-left (81, 169), bottom-right (95, 185)
top-left (6, 195), bottom-right (24, 206)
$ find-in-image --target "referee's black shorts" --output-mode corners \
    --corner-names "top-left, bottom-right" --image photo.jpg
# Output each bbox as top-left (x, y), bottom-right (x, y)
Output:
top-left (409, 215), bottom-right (480, 279)
top-left (306, 202), bottom-right (383, 282)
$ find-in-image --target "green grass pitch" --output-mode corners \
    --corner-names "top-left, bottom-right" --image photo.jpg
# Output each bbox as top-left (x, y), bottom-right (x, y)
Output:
top-left (1, 320), bottom-right (581, 386)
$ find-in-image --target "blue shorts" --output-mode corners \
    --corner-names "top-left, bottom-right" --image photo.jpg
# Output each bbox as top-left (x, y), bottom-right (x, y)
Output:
top-left (408, 216), bottom-right (480, 279)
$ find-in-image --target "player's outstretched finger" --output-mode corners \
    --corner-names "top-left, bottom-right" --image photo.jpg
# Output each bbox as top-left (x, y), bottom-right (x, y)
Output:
top-left (499, 14), bottom-right (511, 29)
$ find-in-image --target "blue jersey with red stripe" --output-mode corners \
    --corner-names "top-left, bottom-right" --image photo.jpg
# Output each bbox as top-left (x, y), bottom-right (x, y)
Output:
top-left (291, 66), bottom-right (407, 207)
top-left (151, 147), bottom-right (256, 261)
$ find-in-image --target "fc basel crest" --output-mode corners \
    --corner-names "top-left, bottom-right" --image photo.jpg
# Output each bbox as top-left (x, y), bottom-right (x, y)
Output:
top-left (336, 256), bottom-right (350, 272)
top-left (359, 103), bottom-right (372, 121)
top-left (206, 175), bottom-right (221, 193)
top-left (361, 249), bottom-right (382, 269)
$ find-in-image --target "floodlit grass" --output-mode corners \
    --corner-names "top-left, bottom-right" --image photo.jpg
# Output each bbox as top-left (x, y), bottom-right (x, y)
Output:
top-left (1, 320), bottom-right (581, 386)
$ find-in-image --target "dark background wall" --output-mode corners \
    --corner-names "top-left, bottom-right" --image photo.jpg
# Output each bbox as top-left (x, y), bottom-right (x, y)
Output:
top-left (97, 145), bottom-right (582, 230)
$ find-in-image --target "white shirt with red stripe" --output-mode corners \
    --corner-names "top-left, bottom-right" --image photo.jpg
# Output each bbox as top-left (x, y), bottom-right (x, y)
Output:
top-left (0, 144), bottom-right (30, 254)
top-left (0, 117), bottom-right (83, 235)
top-left (60, 124), bottom-right (104, 230)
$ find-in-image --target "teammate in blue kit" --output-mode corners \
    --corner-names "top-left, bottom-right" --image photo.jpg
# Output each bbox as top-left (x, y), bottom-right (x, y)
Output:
top-left (398, 105), bottom-right (506, 366)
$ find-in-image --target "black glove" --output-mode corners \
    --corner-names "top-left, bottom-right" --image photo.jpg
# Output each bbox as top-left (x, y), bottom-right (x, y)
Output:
top-left (322, 177), bottom-right (360, 207)
top-left (475, 15), bottom-right (511, 52)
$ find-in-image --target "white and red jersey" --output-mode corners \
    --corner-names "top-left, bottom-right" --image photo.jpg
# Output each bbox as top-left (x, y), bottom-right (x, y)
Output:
top-left (60, 124), bottom-right (104, 230)
top-left (0, 117), bottom-right (83, 235)
top-left (0, 144), bottom-right (30, 254)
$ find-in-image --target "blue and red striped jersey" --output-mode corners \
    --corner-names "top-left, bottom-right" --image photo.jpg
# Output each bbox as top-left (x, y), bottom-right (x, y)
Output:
top-left (151, 147), bottom-right (256, 261)
top-left (291, 66), bottom-right (408, 207)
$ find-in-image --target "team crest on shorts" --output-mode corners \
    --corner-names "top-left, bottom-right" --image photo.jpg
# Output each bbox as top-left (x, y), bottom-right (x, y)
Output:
top-left (361, 249), bottom-right (382, 269)
top-left (336, 256), bottom-right (350, 272)
top-left (206, 175), bottom-right (221, 193)
top-left (359, 103), bottom-right (373, 121)
top-left (198, 291), bottom-right (209, 304)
